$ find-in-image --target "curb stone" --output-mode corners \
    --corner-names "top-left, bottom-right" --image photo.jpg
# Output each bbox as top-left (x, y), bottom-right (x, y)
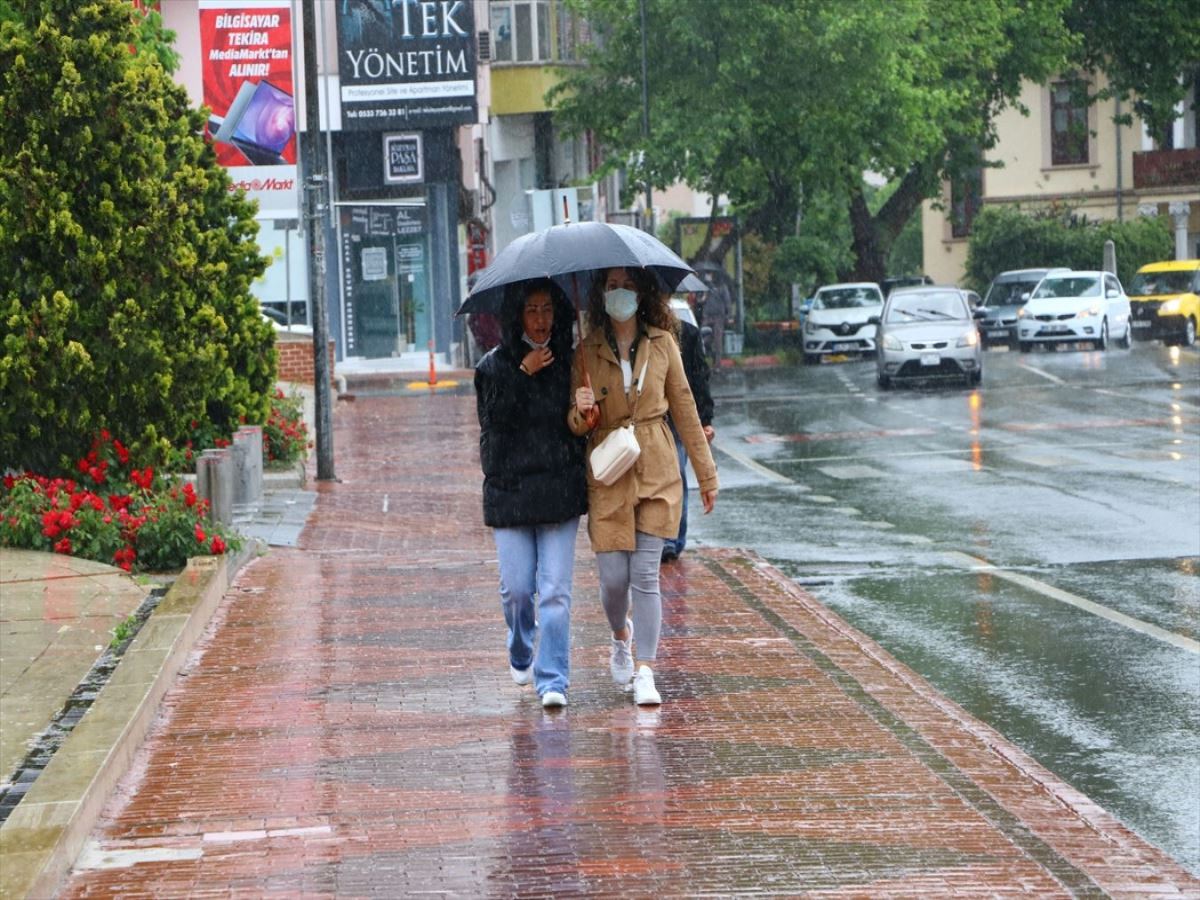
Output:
top-left (0, 539), bottom-right (257, 900)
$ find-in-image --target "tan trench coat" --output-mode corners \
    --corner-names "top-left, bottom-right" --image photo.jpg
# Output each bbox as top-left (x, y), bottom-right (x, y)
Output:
top-left (568, 324), bottom-right (718, 552)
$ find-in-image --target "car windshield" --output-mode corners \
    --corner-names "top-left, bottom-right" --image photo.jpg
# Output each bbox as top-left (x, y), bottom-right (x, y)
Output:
top-left (1033, 276), bottom-right (1101, 299)
top-left (1128, 271), bottom-right (1196, 296)
top-left (884, 292), bottom-right (967, 322)
top-left (985, 278), bottom-right (1040, 305)
top-left (814, 287), bottom-right (882, 309)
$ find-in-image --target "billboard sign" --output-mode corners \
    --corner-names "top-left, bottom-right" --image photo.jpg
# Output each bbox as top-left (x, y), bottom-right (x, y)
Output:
top-left (335, 0), bottom-right (477, 130)
top-left (199, 0), bottom-right (298, 218)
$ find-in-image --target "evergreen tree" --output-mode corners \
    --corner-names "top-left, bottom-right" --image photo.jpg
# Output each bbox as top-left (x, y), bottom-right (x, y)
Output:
top-left (0, 0), bottom-right (275, 474)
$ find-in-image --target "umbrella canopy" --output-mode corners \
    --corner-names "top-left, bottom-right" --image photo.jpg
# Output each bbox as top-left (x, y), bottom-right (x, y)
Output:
top-left (677, 272), bottom-right (709, 293)
top-left (455, 221), bottom-right (694, 316)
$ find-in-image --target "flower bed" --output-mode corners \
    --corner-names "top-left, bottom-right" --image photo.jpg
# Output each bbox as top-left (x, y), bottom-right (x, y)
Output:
top-left (0, 432), bottom-right (238, 573)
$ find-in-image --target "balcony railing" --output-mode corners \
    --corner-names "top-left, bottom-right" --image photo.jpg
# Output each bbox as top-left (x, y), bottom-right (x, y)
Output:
top-left (1133, 148), bottom-right (1200, 189)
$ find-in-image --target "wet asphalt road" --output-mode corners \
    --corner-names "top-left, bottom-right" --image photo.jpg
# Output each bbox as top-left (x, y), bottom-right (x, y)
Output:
top-left (688, 339), bottom-right (1200, 874)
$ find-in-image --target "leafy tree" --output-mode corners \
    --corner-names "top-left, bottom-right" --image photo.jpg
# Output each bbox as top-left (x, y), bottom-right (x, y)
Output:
top-left (0, 0), bottom-right (275, 474)
top-left (553, 0), bottom-right (1074, 283)
top-left (1067, 0), bottom-right (1200, 138)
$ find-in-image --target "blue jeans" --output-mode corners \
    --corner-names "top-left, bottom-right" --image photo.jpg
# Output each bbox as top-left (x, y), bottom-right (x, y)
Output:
top-left (662, 429), bottom-right (688, 557)
top-left (493, 517), bottom-right (580, 696)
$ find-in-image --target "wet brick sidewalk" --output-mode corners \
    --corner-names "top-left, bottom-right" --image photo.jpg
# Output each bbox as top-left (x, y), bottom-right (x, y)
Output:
top-left (60, 392), bottom-right (1199, 897)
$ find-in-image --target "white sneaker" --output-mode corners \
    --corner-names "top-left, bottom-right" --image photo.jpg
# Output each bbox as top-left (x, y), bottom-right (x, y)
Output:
top-left (610, 619), bottom-right (635, 685)
top-left (510, 665), bottom-right (532, 686)
top-left (541, 690), bottom-right (567, 708)
top-left (633, 665), bottom-right (661, 706)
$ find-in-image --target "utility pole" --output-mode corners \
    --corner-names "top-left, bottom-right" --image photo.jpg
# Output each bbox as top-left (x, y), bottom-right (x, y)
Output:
top-left (301, 0), bottom-right (335, 480)
top-left (638, 0), bottom-right (653, 233)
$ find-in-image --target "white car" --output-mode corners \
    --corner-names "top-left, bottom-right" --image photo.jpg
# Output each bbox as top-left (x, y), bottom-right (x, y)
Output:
top-left (803, 282), bottom-right (884, 364)
top-left (1016, 271), bottom-right (1132, 351)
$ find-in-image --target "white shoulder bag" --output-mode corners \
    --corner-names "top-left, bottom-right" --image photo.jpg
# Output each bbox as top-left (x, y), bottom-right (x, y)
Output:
top-left (589, 356), bottom-right (650, 486)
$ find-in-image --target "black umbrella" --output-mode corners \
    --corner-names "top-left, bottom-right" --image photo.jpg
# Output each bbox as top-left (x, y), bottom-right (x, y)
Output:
top-left (455, 221), bottom-right (694, 316)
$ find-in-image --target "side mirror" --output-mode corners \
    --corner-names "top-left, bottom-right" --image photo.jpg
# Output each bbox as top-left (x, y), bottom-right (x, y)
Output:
top-left (1105, 289), bottom-right (1119, 298)
top-left (867, 315), bottom-right (880, 326)
top-left (973, 308), bottom-right (987, 319)
top-left (1020, 291), bottom-right (1031, 301)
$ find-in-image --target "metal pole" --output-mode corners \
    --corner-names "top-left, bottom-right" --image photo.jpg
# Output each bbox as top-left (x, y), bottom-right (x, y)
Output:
top-left (638, 0), bottom-right (652, 233)
top-left (301, 0), bottom-right (335, 480)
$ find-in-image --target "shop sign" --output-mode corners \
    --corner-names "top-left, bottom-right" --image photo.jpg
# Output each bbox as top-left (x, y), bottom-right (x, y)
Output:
top-left (198, 0), bottom-right (298, 218)
top-left (335, 0), bottom-right (478, 130)
top-left (383, 133), bottom-right (424, 184)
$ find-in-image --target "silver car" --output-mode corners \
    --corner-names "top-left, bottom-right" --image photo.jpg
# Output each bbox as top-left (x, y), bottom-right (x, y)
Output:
top-left (802, 282), bottom-right (884, 364)
top-left (872, 286), bottom-right (984, 389)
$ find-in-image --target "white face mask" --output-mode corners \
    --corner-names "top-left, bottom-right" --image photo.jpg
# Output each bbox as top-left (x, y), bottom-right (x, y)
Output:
top-left (522, 333), bottom-right (550, 350)
top-left (603, 288), bottom-right (639, 322)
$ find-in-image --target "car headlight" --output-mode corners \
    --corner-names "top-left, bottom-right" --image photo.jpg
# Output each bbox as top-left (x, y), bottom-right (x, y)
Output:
top-left (1159, 298), bottom-right (1181, 314)
top-left (1017, 307), bottom-right (1028, 318)
top-left (1076, 305), bottom-right (1102, 318)
top-left (956, 330), bottom-right (978, 347)
top-left (804, 319), bottom-right (818, 334)
top-left (881, 333), bottom-right (903, 351)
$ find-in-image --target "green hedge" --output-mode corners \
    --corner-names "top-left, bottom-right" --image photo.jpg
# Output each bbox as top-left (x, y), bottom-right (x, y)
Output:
top-left (0, 0), bottom-right (275, 476)
top-left (964, 206), bottom-right (1173, 293)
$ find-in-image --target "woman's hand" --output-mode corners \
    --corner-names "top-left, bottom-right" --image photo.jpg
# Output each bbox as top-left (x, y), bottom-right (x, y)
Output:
top-left (701, 489), bottom-right (718, 514)
top-left (574, 385), bottom-right (600, 429)
top-left (521, 346), bottom-right (553, 375)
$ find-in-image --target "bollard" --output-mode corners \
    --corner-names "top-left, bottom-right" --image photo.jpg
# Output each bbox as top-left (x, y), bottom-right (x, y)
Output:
top-left (232, 426), bottom-right (264, 505)
top-left (196, 448), bottom-right (234, 526)
top-left (428, 339), bottom-right (438, 386)
top-left (1103, 239), bottom-right (1117, 275)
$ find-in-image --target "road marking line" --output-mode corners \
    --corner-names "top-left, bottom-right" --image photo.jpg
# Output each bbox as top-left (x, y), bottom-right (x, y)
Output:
top-left (382, 493), bottom-right (389, 513)
top-left (712, 439), bottom-right (795, 484)
top-left (78, 841), bottom-right (204, 870)
top-left (946, 551), bottom-right (1200, 654)
top-left (1018, 363), bottom-right (1066, 384)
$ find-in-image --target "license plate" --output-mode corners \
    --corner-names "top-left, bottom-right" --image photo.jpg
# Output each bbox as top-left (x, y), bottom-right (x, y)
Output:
top-left (1042, 326), bottom-right (1069, 334)
top-left (986, 329), bottom-right (1008, 338)
top-left (833, 342), bottom-right (855, 351)
top-left (920, 353), bottom-right (939, 367)
top-left (1132, 320), bottom-right (1151, 329)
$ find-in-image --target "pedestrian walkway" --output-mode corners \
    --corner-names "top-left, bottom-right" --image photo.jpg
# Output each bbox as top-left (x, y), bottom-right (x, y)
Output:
top-left (55, 389), bottom-right (1200, 896)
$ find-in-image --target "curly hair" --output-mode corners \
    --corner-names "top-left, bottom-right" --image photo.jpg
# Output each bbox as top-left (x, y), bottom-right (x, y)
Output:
top-left (585, 267), bottom-right (680, 337)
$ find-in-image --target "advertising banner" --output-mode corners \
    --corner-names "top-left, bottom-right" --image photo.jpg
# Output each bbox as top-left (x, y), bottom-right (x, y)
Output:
top-left (199, 0), bottom-right (298, 218)
top-left (335, 0), bottom-right (477, 131)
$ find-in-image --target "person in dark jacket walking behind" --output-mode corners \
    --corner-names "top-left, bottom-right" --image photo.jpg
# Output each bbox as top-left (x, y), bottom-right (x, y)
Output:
top-left (662, 312), bottom-right (714, 562)
top-left (475, 279), bottom-right (587, 709)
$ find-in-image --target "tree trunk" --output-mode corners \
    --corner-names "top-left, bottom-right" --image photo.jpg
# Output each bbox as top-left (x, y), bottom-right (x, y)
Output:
top-left (847, 159), bottom-right (938, 282)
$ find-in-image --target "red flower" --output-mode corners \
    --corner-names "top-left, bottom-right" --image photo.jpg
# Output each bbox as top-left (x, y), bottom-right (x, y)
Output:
top-left (2, 474), bottom-right (14, 490)
top-left (113, 439), bottom-right (129, 464)
top-left (194, 523), bottom-right (207, 543)
top-left (210, 535), bottom-right (226, 554)
top-left (53, 537), bottom-right (72, 555)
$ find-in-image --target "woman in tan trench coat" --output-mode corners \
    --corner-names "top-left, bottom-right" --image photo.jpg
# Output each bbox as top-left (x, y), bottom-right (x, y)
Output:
top-left (569, 266), bottom-right (718, 705)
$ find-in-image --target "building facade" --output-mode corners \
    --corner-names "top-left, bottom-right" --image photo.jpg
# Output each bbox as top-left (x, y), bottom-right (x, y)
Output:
top-left (922, 73), bottom-right (1200, 286)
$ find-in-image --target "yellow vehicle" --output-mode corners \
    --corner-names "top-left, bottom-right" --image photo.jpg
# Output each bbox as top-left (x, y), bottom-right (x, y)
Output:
top-left (1127, 260), bottom-right (1200, 347)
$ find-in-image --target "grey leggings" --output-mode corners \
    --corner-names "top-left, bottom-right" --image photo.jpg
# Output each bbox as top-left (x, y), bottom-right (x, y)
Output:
top-left (596, 531), bottom-right (664, 662)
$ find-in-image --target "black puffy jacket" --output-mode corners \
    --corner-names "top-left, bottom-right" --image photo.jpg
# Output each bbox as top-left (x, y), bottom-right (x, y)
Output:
top-left (474, 295), bottom-right (587, 529)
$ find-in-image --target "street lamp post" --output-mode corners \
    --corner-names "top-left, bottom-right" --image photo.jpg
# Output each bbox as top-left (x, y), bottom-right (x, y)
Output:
top-left (301, 0), bottom-right (334, 480)
top-left (638, 0), bottom-right (652, 233)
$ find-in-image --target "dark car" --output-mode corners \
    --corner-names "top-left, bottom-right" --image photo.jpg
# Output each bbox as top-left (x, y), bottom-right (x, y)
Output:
top-left (881, 274), bottom-right (933, 297)
top-left (978, 268), bottom-right (1068, 349)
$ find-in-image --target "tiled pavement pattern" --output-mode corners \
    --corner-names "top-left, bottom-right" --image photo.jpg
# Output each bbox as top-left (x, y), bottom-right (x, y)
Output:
top-left (61, 393), bottom-right (1199, 897)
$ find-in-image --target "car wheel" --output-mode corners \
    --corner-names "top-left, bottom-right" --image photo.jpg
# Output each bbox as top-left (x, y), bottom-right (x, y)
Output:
top-left (1008, 336), bottom-right (1020, 352)
top-left (970, 369), bottom-right (982, 386)
top-left (1095, 318), bottom-right (1108, 350)
top-left (803, 353), bottom-right (819, 366)
top-left (877, 373), bottom-right (892, 390)
top-left (1018, 341), bottom-right (1033, 353)
top-left (1118, 320), bottom-right (1132, 348)
top-left (1183, 317), bottom-right (1198, 347)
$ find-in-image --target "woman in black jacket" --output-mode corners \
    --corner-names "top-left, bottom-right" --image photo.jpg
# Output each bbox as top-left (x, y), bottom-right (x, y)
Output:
top-left (475, 279), bottom-right (587, 708)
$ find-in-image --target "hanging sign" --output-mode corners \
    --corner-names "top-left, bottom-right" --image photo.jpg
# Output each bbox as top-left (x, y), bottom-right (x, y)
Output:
top-left (335, 0), bottom-right (477, 130)
top-left (199, 0), bottom-right (298, 218)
